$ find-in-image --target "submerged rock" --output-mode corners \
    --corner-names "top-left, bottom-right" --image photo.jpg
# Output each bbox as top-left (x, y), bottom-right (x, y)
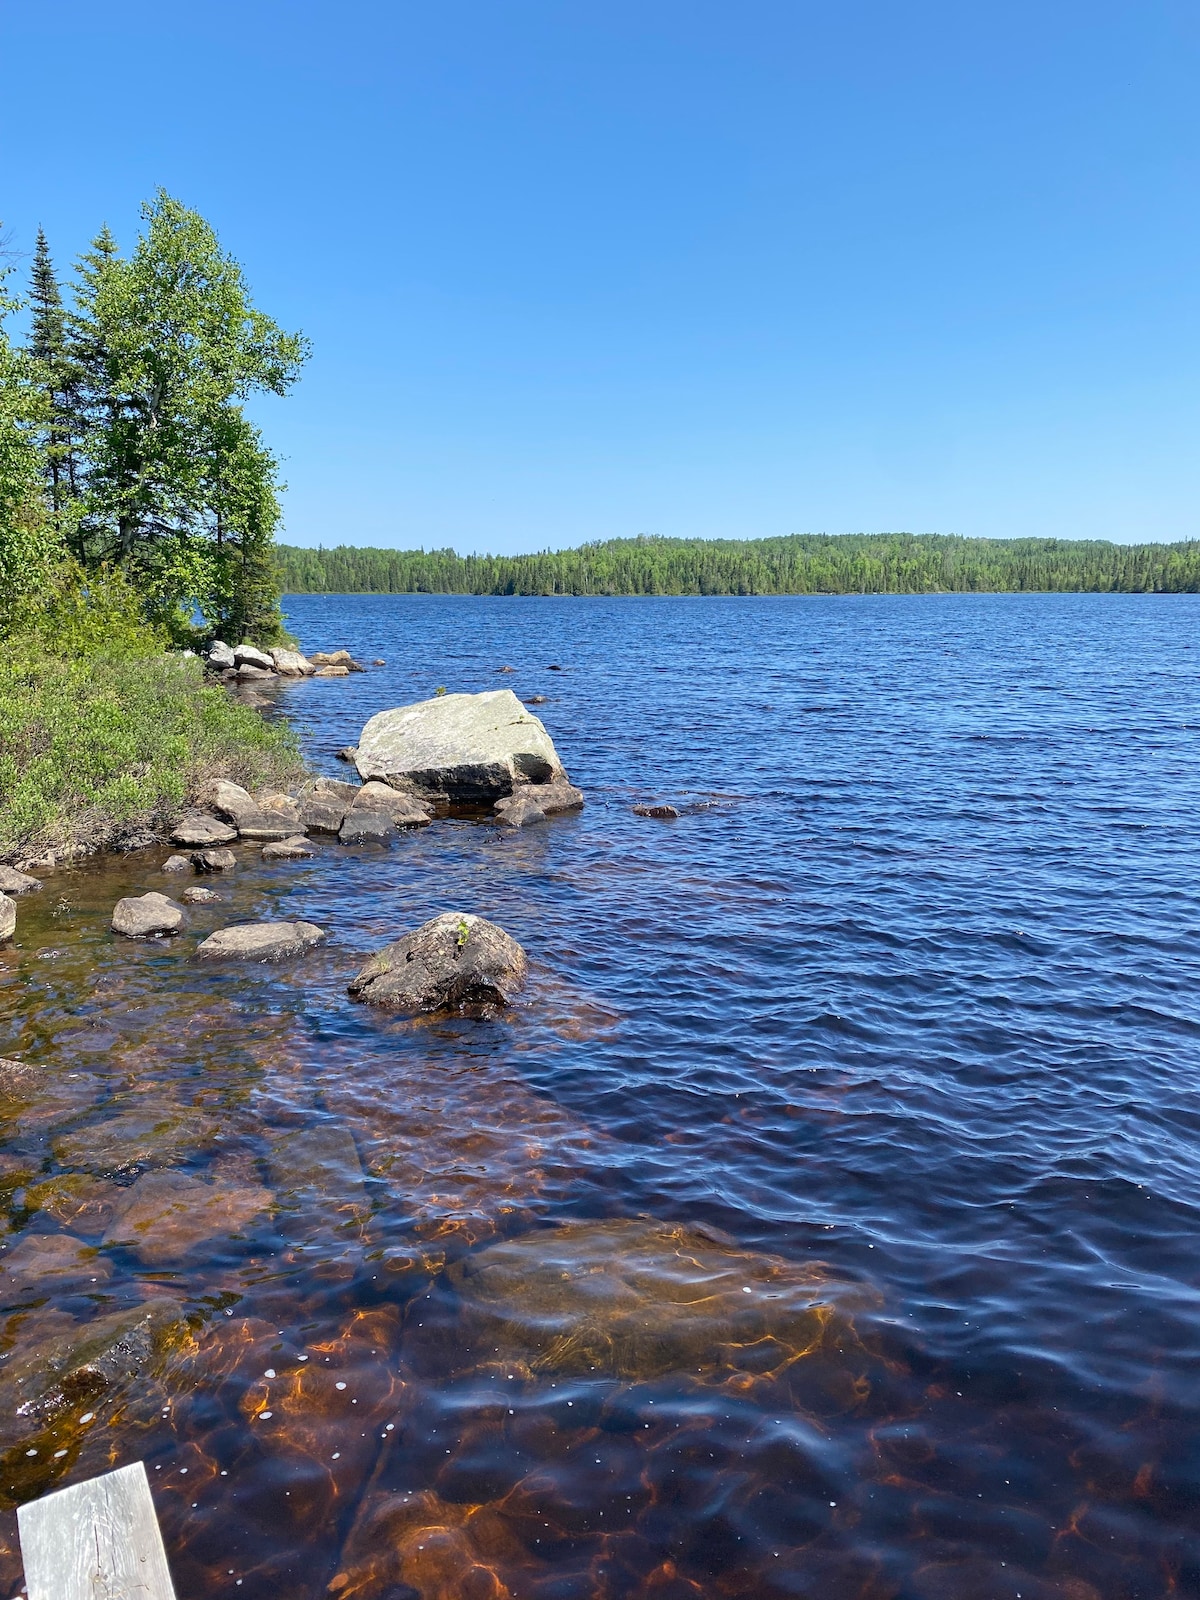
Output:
top-left (261, 835), bottom-right (315, 861)
top-left (355, 689), bottom-right (566, 803)
top-left (103, 1169), bottom-right (272, 1263)
top-left (182, 885), bottom-right (221, 904)
top-left (196, 921), bottom-right (326, 961)
top-left (54, 1103), bottom-right (220, 1177)
top-left (348, 912), bottom-right (527, 1012)
top-left (0, 893), bottom-right (14, 943)
top-left (192, 847), bottom-right (237, 873)
top-left (170, 811), bottom-right (237, 847)
top-left (0, 867), bottom-right (41, 896)
top-left (0, 1234), bottom-right (111, 1297)
top-left (111, 892), bottom-right (182, 938)
top-left (447, 1217), bottom-right (876, 1384)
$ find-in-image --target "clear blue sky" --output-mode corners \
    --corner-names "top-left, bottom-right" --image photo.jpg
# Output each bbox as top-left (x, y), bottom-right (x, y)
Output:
top-left (3, 1), bottom-right (1198, 552)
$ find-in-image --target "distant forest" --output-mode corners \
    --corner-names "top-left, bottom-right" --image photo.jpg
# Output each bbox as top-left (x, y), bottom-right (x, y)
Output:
top-left (276, 533), bottom-right (1200, 596)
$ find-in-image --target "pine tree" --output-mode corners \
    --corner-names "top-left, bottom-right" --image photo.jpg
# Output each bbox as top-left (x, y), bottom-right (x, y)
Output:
top-left (27, 228), bottom-right (85, 545)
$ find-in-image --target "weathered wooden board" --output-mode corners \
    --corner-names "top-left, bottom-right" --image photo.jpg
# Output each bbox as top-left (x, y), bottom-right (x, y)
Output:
top-left (17, 1460), bottom-right (177, 1600)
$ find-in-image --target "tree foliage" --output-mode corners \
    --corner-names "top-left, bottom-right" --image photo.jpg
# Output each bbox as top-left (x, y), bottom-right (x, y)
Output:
top-left (0, 195), bottom-right (308, 644)
top-left (275, 531), bottom-right (1200, 598)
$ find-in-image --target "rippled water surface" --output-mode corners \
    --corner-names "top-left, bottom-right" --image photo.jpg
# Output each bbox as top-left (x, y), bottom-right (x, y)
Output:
top-left (2, 593), bottom-right (1199, 1599)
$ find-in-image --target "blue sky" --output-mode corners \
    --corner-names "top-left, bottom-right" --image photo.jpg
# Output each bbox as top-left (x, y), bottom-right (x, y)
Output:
top-left (3, 1), bottom-right (1198, 552)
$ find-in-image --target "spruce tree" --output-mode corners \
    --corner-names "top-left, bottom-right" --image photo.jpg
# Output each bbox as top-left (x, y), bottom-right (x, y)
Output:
top-left (27, 229), bottom-right (85, 545)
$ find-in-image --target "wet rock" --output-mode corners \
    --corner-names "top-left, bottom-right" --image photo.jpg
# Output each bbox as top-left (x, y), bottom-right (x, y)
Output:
top-left (192, 848), bottom-right (237, 873)
top-left (111, 892), bottom-right (183, 938)
top-left (524, 693), bottom-right (548, 704)
top-left (269, 647), bottom-right (315, 676)
top-left (547, 663), bottom-right (563, 671)
top-left (338, 810), bottom-right (395, 846)
top-left (633, 803), bottom-right (679, 819)
top-left (182, 885), bottom-right (221, 904)
top-left (447, 1217), bottom-right (877, 1384)
top-left (355, 689), bottom-right (566, 803)
top-left (195, 921), bottom-right (326, 961)
top-left (266, 1124), bottom-right (367, 1214)
top-left (23, 1175), bottom-right (121, 1234)
top-left (335, 745), bottom-right (359, 763)
top-left (0, 1234), bottom-right (111, 1297)
top-left (103, 1169), bottom-right (272, 1264)
top-left (299, 777), bottom-right (359, 834)
top-left (333, 1488), bottom-right (535, 1600)
top-left (497, 664), bottom-right (516, 673)
top-left (0, 1298), bottom-right (189, 1425)
top-left (348, 913), bottom-right (527, 1013)
top-left (233, 644), bottom-right (275, 670)
top-left (494, 779), bottom-right (584, 828)
top-left (262, 836), bottom-right (315, 861)
top-left (0, 867), bottom-right (41, 896)
top-left (372, 658), bottom-right (386, 666)
top-left (161, 853), bottom-right (193, 873)
top-left (206, 640), bottom-right (236, 670)
top-left (54, 1104), bottom-right (220, 1177)
top-left (349, 781), bottom-right (433, 827)
top-left (0, 894), bottom-right (14, 943)
top-left (169, 811), bottom-right (237, 847)
top-left (314, 665), bottom-right (350, 677)
top-left (0, 1060), bottom-right (101, 1136)
top-left (494, 795), bottom-right (545, 829)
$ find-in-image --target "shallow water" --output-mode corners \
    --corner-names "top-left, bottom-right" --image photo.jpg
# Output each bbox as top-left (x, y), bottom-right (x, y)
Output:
top-left (1, 592), bottom-right (1198, 1599)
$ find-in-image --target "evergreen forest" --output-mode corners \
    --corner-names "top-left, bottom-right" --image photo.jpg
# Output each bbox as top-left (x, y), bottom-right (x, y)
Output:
top-left (276, 532), bottom-right (1200, 597)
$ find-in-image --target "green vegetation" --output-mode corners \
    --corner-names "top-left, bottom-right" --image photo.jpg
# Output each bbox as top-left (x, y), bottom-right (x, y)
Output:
top-left (0, 196), bottom-right (308, 859)
top-left (277, 532), bottom-right (1200, 596)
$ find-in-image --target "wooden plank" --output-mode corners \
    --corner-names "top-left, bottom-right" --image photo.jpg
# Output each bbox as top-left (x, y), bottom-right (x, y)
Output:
top-left (17, 1460), bottom-right (177, 1600)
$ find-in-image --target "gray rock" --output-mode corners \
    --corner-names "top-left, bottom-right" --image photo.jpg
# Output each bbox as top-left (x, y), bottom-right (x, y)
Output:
top-left (355, 689), bottom-right (566, 802)
top-left (111, 892), bottom-right (182, 938)
top-left (335, 745), bottom-right (359, 763)
top-left (116, 828), bottom-right (159, 852)
top-left (193, 848), bottom-right (237, 873)
top-left (0, 867), bottom-right (40, 896)
top-left (170, 811), bottom-right (238, 847)
top-left (301, 797), bottom-right (352, 834)
top-left (269, 647), bottom-right (315, 676)
top-left (348, 912), bottom-right (528, 1013)
top-left (233, 643), bottom-right (275, 670)
top-left (161, 854), bottom-right (193, 873)
top-left (339, 810), bottom-right (395, 846)
top-left (255, 790), bottom-right (302, 823)
top-left (262, 835), bottom-right (315, 861)
top-left (236, 812), bottom-right (304, 842)
top-left (201, 779), bottom-right (257, 826)
top-left (207, 640), bottom-right (236, 670)
top-left (196, 921), bottom-right (326, 961)
top-left (633, 803), bottom-right (680, 819)
top-left (237, 663), bottom-right (274, 680)
top-left (0, 893), bottom-right (14, 943)
top-left (495, 796), bottom-right (546, 829)
top-left (182, 885), bottom-right (221, 904)
top-left (350, 780), bottom-right (433, 827)
top-left (494, 779), bottom-right (584, 828)
top-left (313, 665), bottom-right (350, 677)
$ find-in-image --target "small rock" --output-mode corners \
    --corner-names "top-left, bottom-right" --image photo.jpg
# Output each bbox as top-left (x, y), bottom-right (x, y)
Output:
top-left (192, 848), bottom-right (237, 873)
top-left (339, 810), bottom-right (395, 846)
top-left (348, 912), bottom-right (527, 1013)
top-left (233, 644), bottom-right (275, 670)
top-left (633, 803), bottom-right (679, 819)
top-left (237, 663), bottom-right (274, 680)
top-left (372, 658), bottom-right (387, 666)
top-left (111, 892), bottom-right (182, 938)
top-left (182, 886), bottom-right (221, 904)
top-left (0, 892), bottom-right (17, 943)
top-left (262, 836), bottom-right (315, 861)
top-left (494, 796), bottom-right (546, 829)
top-left (313, 665), bottom-right (350, 678)
top-left (547, 663), bottom-right (563, 671)
top-left (170, 812), bottom-right (238, 847)
top-left (335, 746), bottom-right (359, 763)
top-left (195, 921), bottom-right (326, 961)
top-left (497, 665), bottom-right (516, 673)
top-left (311, 650), bottom-right (366, 672)
top-left (161, 854), bottom-right (193, 874)
top-left (525, 694), bottom-right (548, 705)
top-left (0, 867), bottom-right (41, 896)
top-left (116, 829), bottom-right (159, 852)
top-left (269, 648), bottom-right (315, 677)
top-left (207, 640), bottom-right (236, 670)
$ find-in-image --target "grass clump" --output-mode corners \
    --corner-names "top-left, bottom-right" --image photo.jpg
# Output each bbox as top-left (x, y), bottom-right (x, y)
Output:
top-left (0, 570), bottom-right (303, 862)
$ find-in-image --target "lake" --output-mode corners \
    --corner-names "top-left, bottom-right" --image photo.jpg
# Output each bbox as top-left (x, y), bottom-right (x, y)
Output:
top-left (1, 592), bottom-right (1197, 1598)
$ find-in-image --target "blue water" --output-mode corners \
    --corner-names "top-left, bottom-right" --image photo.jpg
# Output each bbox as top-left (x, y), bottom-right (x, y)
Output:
top-left (4, 591), bottom-right (1198, 1598)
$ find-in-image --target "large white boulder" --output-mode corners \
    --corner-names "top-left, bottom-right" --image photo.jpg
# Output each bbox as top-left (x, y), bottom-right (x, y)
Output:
top-left (355, 690), bottom-right (565, 802)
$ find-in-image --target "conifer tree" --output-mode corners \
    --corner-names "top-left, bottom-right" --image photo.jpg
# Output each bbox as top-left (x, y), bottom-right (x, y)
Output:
top-left (27, 229), bottom-right (84, 545)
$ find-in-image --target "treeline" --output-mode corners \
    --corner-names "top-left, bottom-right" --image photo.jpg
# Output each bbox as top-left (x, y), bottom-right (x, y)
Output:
top-left (276, 532), bottom-right (1200, 597)
top-left (0, 192), bottom-right (307, 643)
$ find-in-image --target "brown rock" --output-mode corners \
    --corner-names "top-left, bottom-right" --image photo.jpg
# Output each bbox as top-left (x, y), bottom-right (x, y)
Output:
top-left (54, 1103), bottom-right (220, 1177)
top-left (192, 847), bottom-right (238, 872)
top-left (200, 779), bottom-right (257, 826)
top-left (262, 836), bottom-right (315, 861)
top-left (182, 885), bottom-right (221, 904)
top-left (0, 892), bottom-right (15, 943)
top-left (633, 803), bottom-right (680, 819)
top-left (348, 912), bottom-right (527, 1013)
top-left (0, 1234), bottom-right (111, 1296)
top-left (195, 921), bottom-right (326, 961)
top-left (313, 665), bottom-right (350, 677)
top-left (103, 1169), bottom-right (272, 1264)
top-left (335, 745), bottom-right (359, 763)
top-left (169, 811), bottom-right (238, 847)
top-left (0, 867), bottom-right (41, 895)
